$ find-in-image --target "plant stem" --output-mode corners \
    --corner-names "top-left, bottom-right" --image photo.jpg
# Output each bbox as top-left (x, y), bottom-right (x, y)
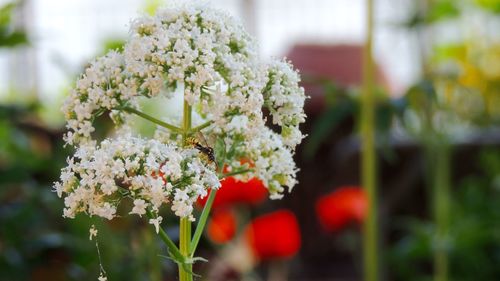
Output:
top-left (144, 228), bottom-right (162, 281)
top-left (182, 101), bottom-right (192, 141)
top-left (190, 159), bottom-right (251, 256)
top-left (190, 188), bottom-right (218, 255)
top-left (189, 120), bottom-right (213, 134)
top-left (361, 0), bottom-right (379, 280)
top-left (219, 168), bottom-right (252, 178)
top-left (179, 99), bottom-right (193, 281)
top-left (123, 106), bottom-right (183, 133)
top-left (179, 217), bottom-right (191, 281)
top-left (433, 142), bottom-right (450, 281)
top-left (146, 210), bottom-right (184, 263)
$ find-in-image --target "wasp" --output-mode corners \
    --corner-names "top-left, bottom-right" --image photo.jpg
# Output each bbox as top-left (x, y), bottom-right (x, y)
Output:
top-left (186, 132), bottom-right (218, 169)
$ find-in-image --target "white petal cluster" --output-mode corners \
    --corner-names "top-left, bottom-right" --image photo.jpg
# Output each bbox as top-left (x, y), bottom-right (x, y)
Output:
top-left (61, 51), bottom-right (135, 146)
top-left (249, 127), bottom-right (298, 199)
top-left (55, 135), bottom-right (220, 221)
top-left (57, 3), bottom-right (307, 219)
top-left (263, 60), bottom-right (307, 148)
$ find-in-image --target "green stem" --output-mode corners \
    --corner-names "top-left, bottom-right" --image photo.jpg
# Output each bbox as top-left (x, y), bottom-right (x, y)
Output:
top-left (219, 168), bottom-right (252, 178)
top-left (144, 228), bottom-right (161, 281)
top-left (361, 0), bottom-right (379, 280)
top-left (433, 143), bottom-right (450, 281)
top-left (123, 106), bottom-right (183, 133)
top-left (146, 210), bottom-right (184, 264)
top-left (179, 217), bottom-right (191, 281)
top-left (190, 188), bottom-right (218, 255)
top-left (180, 99), bottom-right (193, 281)
top-left (182, 101), bottom-right (192, 141)
top-left (190, 166), bottom-right (251, 255)
top-left (189, 120), bottom-right (213, 134)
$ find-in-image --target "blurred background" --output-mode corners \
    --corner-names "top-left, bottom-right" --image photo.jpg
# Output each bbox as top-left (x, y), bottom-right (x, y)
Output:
top-left (1, 0), bottom-right (500, 280)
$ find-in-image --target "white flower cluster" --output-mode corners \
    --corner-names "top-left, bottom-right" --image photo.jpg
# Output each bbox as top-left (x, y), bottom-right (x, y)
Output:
top-left (249, 127), bottom-right (298, 199)
top-left (57, 3), bottom-right (307, 222)
top-left (54, 135), bottom-right (220, 226)
top-left (61, 51), bottom-right (135, 146)
top-left (263, 61), bottom-right (307, 148)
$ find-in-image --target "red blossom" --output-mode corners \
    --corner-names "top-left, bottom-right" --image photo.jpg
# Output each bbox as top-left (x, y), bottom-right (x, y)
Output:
top-left (245, 210), bottom-right (301, 261)
top-left (315, 186), bottom-right (368, 232)
top-left (198, 176), bottom-right (268, 209)
top-left (207, 208), bottom-right (237, 244)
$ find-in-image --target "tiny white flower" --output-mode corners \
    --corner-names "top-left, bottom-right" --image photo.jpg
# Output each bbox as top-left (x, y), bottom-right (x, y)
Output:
top-left (89, 225), bottom-right (98, 240)
top-left (53, 182), bottom-right (64, 198)
top-left (98, 203), bottom-right (116, 220)
top-left (130, 199), bottom-right (148, 216)
top-left (226, 115), bottom-right (248, 133)
top-left (149, 216), bottom-right (163, 234)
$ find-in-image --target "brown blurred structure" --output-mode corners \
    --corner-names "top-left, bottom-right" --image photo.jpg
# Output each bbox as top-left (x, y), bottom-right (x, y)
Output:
top-left (287, 44), bottom-right (390, 114)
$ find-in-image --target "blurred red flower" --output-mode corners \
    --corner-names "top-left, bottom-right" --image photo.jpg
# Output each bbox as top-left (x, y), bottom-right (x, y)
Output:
top-left (207, 208), bottom-right (237, 244)
top-left (245, 210), bottom-right (301, 261)
top-left (151, 162), bottom-right (167, 184)
top-left (198, 176), bottom-right (268, 209)
top-left (315, 186), bottom-right (368, 232)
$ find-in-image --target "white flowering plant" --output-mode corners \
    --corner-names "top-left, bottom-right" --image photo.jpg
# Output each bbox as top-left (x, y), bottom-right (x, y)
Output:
top-left (54, 3), bottom-right (306, 280)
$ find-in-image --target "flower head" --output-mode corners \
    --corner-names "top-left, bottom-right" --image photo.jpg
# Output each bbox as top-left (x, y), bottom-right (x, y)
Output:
top-left (198, 176), bottom-right (267, 209)
top-left (55, 135), bottom-right (219, 221)
top-left (315, 186), bottom-right (368, 232)
top-left (56, 3), bottom-right (306, 224)
top-left (245, 210), bottom-right (301, 261)
top-left (207, 208), bottom-right (237, 244)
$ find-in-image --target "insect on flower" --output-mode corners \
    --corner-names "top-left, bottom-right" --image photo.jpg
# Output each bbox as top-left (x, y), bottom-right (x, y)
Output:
top-left (186, 132), bottom-right (218, 170)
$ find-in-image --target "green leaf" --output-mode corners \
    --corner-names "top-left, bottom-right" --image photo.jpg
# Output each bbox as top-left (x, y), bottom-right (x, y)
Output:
top-left (405, 80), bottom-right (437, 112)
top-left (426, 0), bottom-right (460, 23)
top-left (0, 29), bottom-right (28, 47)
top-left (0, 2), bottom-right (16, 26)
top-left (432, 43), bottom-right (465, 63)
top-left (214, 137), bottom-right (226, 169)
top-left (400, 0), bottom-right (460, 28)
top-left (143, 0), bottom-right (164, 16)
top-left (0, 2), bottom-right (29, 48)
top-left (475, 0), bottom-right (500, 13)
top-left (100, 38), bottom-right (125, 54)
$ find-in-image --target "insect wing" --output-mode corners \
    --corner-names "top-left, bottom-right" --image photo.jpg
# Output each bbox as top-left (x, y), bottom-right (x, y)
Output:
top-left (195, 131), bottom-right (209, 147)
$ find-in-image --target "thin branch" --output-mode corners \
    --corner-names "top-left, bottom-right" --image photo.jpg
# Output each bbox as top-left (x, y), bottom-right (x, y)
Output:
top-left (189, 120), bottom-right (213, 134)
top-left (220, 168), bottom-right (252, 178)
top-left (190, 168), bottom-right (252, 254)
top-left (361, 0), bottom-right (379, 280)
top-left (180, 99), bottom-right (193, 281)
top-left (189, 188), bottom-right (217, 255)
top-left (122, 106), bottom-right (183, 133)
top-left (146, 210), bottom-right (185, 264)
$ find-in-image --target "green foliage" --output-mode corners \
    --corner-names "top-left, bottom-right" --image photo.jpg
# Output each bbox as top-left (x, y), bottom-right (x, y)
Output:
top-left (302, 81), bottom-right (356, 159)
top-left (390, 148), bottom-right (500, 281)
top-left (0, 104), bottom-right (178, 280)
top-left (302, 78), bottom-right (399, 160)
top-left (475, 0), bottom-right (500, 13)
top-left (426, 0), bottom-right (460, 23)
top-left (403, 0), bottom-right (460, 28)
top-left (100, 38), bottom-right (125, 54)
top-left (143, 0), bottom-right (165, 16)
top-left (432, 44), bottom-right (465, 63)
top-left (402, 80), bottom-right (440, 137)
top-left (0, 1), bottom-right (28, 48)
